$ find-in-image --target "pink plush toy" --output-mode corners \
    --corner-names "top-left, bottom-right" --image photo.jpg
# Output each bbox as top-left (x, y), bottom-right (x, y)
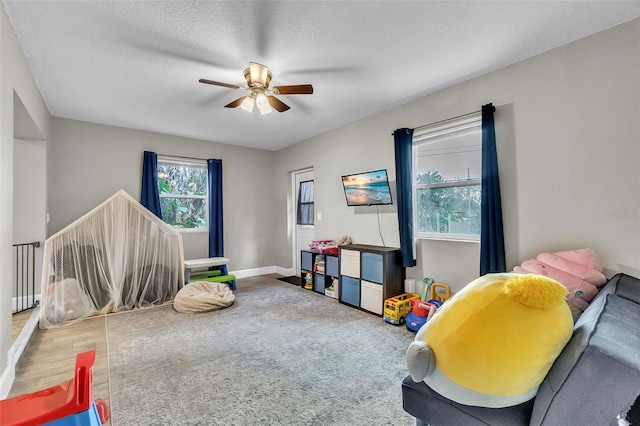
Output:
top-left (536, 253), bottom-right (606, 287)
top-left (513, 248), bottom-right (605, 312)
top-left (553, 248), bottom-right (603, 272)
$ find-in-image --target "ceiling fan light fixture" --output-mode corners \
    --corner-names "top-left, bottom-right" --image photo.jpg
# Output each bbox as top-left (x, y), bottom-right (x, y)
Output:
top-left (240, 96), bottom-right (255, 113)
top-left (199, 62), bottom-right (312, 114)
top-left (256, 92), bottom-right (272, 115)
top-left (259, 105), bottom-right (272, 115)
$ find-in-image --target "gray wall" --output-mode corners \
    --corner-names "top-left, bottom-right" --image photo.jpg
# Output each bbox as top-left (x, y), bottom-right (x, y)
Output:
top-left (0, 4), bottom-right (51, 395)
top-left (48, 117), bottom-right (277, 271)
top-left (274, 19), bottom-right (640, 292)
top-left (13, 137), bottom-right (46, 296)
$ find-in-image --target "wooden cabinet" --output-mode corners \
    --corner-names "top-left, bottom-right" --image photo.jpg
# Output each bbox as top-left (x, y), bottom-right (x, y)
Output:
top-left (300, 249), bottom-right (339, 298)
top-left (338, 244), bottom-right (403, 315)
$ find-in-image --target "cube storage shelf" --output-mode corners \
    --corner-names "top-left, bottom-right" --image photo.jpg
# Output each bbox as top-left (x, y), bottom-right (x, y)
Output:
top-left (338, 244), bottom-right (403, 316)
top-left (300, 249), bottom-right (340, 299)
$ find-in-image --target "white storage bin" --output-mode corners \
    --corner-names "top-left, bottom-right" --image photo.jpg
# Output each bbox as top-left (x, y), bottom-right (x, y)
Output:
top-left (325, 276), bottom-right (339, 299)
top-left (360, 280), bottom-right (383, 315)
top-left (340, 249), bottom-right (360, 278)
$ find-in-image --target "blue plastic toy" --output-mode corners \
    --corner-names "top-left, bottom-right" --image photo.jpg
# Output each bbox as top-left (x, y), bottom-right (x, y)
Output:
top-left (406, 299), bottom-right (442, 332)
top-left (406, 276), bottom-right (448, 332)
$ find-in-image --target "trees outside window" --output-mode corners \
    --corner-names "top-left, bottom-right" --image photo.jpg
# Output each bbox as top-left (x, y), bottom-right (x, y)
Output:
top-left (414, 114), bottom-right (482, 241)
top-left (157, 158), bottom-right (208, 231)
top-left (416, 170), bottom-right (481, 235)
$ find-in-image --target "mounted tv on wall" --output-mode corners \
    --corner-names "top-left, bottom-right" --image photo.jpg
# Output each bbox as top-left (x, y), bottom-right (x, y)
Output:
top-left (341, 169), bottom-right (393, 206)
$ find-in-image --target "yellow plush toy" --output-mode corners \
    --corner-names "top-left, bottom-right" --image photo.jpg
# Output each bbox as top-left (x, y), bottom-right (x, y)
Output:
top-left (406, 273), bottom-right (573, 408)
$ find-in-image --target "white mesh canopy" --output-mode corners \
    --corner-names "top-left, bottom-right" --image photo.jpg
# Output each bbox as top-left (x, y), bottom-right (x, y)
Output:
top-left (40, 190), bottom-right (184, 328)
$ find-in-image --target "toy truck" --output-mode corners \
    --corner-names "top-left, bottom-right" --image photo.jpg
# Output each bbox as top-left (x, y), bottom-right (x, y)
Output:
top-left (384, 293), bottom-right (420, 325)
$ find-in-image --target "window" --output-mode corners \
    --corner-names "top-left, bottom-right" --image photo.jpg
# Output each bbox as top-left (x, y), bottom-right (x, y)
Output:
top-left (414, 113), bottom-right (482, 241)
top-left (157, 157), bottom-right (208, 231)
top-left (297, 180), bottom-right (314, 225)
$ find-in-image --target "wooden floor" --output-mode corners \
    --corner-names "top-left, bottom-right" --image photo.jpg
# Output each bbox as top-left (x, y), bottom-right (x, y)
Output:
top-left (11, 309), bottom-right (31, 342)
top-left (9, 274), bottom-right (290, 425)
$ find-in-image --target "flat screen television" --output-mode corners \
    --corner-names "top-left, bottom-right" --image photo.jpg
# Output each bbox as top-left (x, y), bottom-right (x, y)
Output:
top-left (341, 169), bottom-right (393, 206)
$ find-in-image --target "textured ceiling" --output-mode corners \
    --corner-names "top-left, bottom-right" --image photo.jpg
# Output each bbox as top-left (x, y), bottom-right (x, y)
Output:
top-left (3, 1), bottom-right (640, 151)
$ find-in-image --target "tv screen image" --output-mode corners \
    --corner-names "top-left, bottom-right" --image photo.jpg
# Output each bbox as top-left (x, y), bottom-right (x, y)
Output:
top-left (341, 169), bottom-right (393, 206)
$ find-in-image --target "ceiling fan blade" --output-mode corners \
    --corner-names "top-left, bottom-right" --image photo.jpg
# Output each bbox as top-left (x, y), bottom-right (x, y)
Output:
top-left (199, 79), bottom-right (242, 90)
top-left (224, 97), bottom-right (247, 108)
top-left (267, 96), bottom-right (290, 112)
top-left (248, 62), bottom-right (271, 87)
top-left (273, 84), bottom-right (314, 95)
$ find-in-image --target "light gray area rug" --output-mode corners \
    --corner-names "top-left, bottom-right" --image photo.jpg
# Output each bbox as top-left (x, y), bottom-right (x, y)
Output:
top-left (107, 283), bottom-right (417, 425)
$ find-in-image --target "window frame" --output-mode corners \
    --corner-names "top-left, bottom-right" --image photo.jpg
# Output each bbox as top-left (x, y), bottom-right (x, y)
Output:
top-left (157, 156), bottom-right (209, 234)
top-left (413, 113), bottom-right (482, 243)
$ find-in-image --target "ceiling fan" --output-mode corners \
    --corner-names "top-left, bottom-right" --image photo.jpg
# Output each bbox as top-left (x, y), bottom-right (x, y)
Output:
top-left (199, 62), bottom-right (313, 115)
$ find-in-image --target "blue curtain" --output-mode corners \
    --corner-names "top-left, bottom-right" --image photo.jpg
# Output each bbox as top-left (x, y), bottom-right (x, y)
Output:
top-left (140, 151), bottom-right (162, 219)
top-left (480, 103), bottom-right (506, 275)
top-left (208, 159), bottom-right (224, 258)
top-left (393, 128), bottom-right (416, 267)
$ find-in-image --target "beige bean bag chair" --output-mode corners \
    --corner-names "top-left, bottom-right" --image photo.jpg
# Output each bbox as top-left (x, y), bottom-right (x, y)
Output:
top-left (173, 281), bottom-right (235, 313)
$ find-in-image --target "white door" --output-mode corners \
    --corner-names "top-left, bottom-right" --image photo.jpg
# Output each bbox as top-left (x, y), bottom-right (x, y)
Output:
top-left (293, 169), bottom-right (314, 276)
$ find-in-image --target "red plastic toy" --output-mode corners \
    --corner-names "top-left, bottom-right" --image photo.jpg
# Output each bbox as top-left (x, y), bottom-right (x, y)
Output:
top-left (0, 350), bottom-right (109, 426)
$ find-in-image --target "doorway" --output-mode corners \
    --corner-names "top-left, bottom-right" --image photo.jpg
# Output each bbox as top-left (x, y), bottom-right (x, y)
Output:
top-left (13, 92), bottom-right (46, 311)
top-left (292, 168), bottom-right (314, 276)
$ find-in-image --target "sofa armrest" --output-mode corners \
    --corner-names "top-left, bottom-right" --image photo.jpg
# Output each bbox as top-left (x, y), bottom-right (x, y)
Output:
top-left (531, 294), bottom-right (640, 425)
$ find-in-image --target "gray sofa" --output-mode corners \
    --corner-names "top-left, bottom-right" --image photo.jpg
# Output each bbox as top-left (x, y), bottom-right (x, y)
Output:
top-left (402, 273), bottom-right (640, 425)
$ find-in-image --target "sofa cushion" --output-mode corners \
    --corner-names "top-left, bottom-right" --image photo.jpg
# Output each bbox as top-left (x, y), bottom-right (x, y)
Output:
top-left (531, 294), bottom-right (640, 425)
top-left (402, 376), bottom-right (533, 426)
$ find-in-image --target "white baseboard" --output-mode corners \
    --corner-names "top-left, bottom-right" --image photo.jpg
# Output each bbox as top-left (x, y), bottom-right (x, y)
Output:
top-left (273, 266), bottom-right (297, 277)
top-left (0, 350), bottom-right (15, 399)
top-left (12, 295), bottom-right (40, 311)
top-left (230, 266), bottom-right (296, 279)
top-left (0, 307), bottom-right (40, 398)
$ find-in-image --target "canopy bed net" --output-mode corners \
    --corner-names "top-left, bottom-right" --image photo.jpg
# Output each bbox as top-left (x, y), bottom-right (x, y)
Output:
top-left (40, 190), bottom-right (184, 328)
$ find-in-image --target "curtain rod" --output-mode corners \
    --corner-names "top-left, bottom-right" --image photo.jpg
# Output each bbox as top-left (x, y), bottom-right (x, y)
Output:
top-left (159, 153), bottom-right (208, 163)
top-left (392, 109), bottom-right (481, 135)
top-left (413, 110), bottom-right (481, 133)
